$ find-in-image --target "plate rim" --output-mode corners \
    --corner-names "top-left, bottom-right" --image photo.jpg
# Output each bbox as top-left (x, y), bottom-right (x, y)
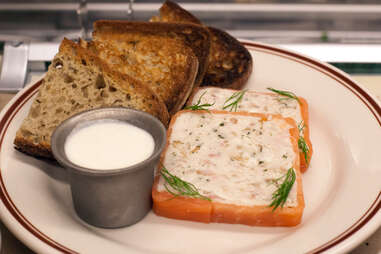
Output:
top-left (0, 41), bottom-right (380, 254)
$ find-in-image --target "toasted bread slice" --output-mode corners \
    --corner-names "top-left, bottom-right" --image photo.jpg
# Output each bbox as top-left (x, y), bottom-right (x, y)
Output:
top-left (152, 0), bottom-right (253, 89)
top-left (91, 20), bottom-right (210, 114)
top-left (151, 0), bottom-right (202, 25)
top-left (187, 87), bottom-right (312, 172)
top-left (152, 110), bottom-right (304, 226)
top-left (14, 38), bottom-right (169, 158)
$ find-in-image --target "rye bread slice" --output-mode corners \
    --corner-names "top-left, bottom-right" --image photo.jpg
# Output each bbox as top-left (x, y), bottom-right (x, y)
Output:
top-left (151, 0), bottom-right (253, 89)
top-left (91, 20), bottom-right (210, 114)
top-left (14, 38), bottom-right (169, 159)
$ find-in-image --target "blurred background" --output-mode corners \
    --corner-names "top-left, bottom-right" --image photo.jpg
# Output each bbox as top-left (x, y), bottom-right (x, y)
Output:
top-left (0, 0), bottom-right (381, 91)
top-left (0, 1), bottom-right (380, 253)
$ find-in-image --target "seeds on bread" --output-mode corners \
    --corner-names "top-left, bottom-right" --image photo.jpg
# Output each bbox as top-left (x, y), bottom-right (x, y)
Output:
top-left (91, 20), bottom-right (211, 114)
top-left (14, 38), bottom-right (169, 158)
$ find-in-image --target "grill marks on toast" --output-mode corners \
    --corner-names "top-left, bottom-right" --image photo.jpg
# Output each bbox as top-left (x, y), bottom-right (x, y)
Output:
top-left (92, 21), bottom-right (210, 114)
top-left (14, 38), bottom-right (169, 158)
top-left (152, 0), bottom-right (253, 89)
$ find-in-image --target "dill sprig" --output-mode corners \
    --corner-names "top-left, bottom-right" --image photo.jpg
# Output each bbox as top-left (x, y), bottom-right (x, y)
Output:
top-left (184, 91), bottom-right (214, 112)
top-left (160, 167), bottom-right (211, 201)
top-left (223, 89), bottom-right (247, 112)
top-left (297, 121), bottom-right (310, 164)
top-left (298, 136), bottom-right (310, 164)
top-left (269, 168), bottom-right (296, 211)
top-left (298, 121), bottom-right (305, 134)
top-left (267, 87), bottom-right (300, 102)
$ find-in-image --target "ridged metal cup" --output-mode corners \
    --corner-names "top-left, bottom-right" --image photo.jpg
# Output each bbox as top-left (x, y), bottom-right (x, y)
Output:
top-left (51, 107), bottom-right (166, 228)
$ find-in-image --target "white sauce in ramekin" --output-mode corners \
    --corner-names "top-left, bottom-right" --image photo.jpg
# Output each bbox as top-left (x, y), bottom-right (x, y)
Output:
top-left (65, 119), bottom-right (154, 170)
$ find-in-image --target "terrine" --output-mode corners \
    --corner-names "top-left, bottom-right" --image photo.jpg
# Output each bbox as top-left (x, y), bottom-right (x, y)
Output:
top-left (188, 87), bottom-right (312, 172)
top-left (152, 110), bottom-right (304, 226)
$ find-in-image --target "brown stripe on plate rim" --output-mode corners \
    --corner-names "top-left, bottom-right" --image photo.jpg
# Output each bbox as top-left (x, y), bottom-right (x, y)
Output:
top-left (243, 41), bottom-right (381, 253)
top-left (244, 42), bottom-right (381, 126)
top-left (309, 192), bottom-right (381, 253)
top-left (0, 43), bottom-right (379, 254)
top-left (0, 80), bottom-right (79, 254)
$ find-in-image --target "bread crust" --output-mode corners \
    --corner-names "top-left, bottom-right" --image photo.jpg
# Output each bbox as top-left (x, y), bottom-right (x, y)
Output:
top-left (14, 136), bottom-right (53, 159)
top-left (155, 0), bottom-right (202, 25)
top-left (14, 38), bottom-right (169, 159)
top-left (60, 38), bottom-right (170, 125)
top-left (204, 26), bottom-right (253, 89)
top-left (153, 0), bottom-right (253, 90)
top-left (92, 20), bottom-right (210, 114)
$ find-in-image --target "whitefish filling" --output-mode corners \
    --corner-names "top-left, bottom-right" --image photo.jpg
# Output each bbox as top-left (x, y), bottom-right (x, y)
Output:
top-left (159, 112), bottom-right (298, 207)
top-left (191, 87), bottom-right (303, 125)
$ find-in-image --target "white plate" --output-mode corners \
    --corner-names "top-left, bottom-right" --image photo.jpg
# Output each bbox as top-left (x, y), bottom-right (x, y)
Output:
top-left (0, 41), bottom-right (380, 254)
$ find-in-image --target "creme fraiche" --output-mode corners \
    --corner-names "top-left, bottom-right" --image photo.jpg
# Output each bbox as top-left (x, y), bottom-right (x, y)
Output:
top-left (64, 119), bottom-right (155, 170)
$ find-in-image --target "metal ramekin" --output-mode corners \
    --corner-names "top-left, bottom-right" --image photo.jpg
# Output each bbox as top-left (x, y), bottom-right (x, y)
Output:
top-left (51, 107), bottom-right (166, 228)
